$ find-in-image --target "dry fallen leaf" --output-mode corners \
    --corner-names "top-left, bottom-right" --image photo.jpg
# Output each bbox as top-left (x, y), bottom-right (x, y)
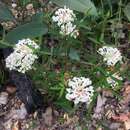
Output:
top-left (6, 103), bottom-right (27, 120)
top-left (123, 81), bottom-right (130, 95)
top-left (112, 114), bottom-right (129, 122)
top-left (95, 94), bottom-right (106, 113)
top-left (12, 121), bottom-right (19, 130)
top-left (118, 128), bottom-right (125, 130)
top-left (4, 119), bottom-right (12, 130)
top-left (124, 120), bottom-right (130, 130)
top-left (33, 111), bottom-right (38, 119)
top-left (97, 127), bottom-right (102, 130)
top-left (93, 94), bottom-right (106, 119)
top-left (110, 123), bottom-right (121, 130)
top-left (119, 81), bottom-right (130, 111)
top-left (102, 89), bottom-right (113, 97)
top-left (0, 92), bottom-right (8, 105)
top-left (43, 107), bottom-right (53, 126)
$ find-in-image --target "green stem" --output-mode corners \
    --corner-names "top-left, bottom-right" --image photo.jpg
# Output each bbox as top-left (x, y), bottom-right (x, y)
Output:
top-left (2, 28), bottom-right (6, 41)
top-left (39, 36), bottom-right (43, 46)
top-left (41, 0), bottom-right (51, 8)
top-left (118, 0), bottom-right (122, 22)
top-left (80, 61), bottom-right (96, 66)
top-left (101, 0), bottom-right (104, 15)
top-left (100, 14), bottom-right (109, 42)
top-left (38, 50), bottom-right (52, 56)
top-left (50, 46), bottom-right (54, 62)
top-left (0, 40), bottom-right (14, 48)
top-left (69, 104), bottom-right (80, 115)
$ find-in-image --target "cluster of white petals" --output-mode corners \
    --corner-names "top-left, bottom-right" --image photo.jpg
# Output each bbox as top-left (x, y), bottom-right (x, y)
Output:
top-left (5, 38), bottom-right (39, 73)
top-left (66, 77), bottom-right (94, 105)
top-left (98, 46), bottom-right (122, 66)
top-left (52, 6), bottom-right (79, 38)
top-left (107, 73), bottom-right (123, 88)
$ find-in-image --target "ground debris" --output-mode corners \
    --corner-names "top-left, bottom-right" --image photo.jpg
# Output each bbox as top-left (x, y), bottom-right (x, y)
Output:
top-left (124, 120), bottom-right (130, 130)
top-left (93, 94), bottom-right (106, 119)
top-left (0, 92), bottom-right (8, 105)
top-left (43, 107), bottom-right (53, 127)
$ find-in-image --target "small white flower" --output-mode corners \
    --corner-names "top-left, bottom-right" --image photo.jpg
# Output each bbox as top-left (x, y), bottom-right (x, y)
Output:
top-left (52, 6), bottom-right (76, 26)
top-left (66, 77), bottom-right (94, 105)
top-left (107, 73), bottom-right (123, 88)
top-left (52, 6), bottom-right (79, 38)
top-left (5, 38), bottom-right (39, 73)
top-left (15, 38), bottom-right (39, 50)
top-left (12, 3), bottom-right (17, 8)
top-left (60, 22), bottom-right (79, 38)
top-left (98, 46), bottom-right (122, 66)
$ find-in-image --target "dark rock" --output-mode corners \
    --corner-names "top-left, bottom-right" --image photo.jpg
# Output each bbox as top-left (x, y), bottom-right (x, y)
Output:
top-left (1, 48), bottom-right (44, 114)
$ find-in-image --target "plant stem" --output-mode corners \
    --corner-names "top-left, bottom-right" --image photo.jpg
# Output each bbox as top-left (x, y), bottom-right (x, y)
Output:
top-left (101, 0), bottom-right (104, 15)
top-left (0, 40), bottom-right (14, 48)
top-left (2, 28), bottom-right (6, 41)
top-left (118, 0), bottom-right (122, 22)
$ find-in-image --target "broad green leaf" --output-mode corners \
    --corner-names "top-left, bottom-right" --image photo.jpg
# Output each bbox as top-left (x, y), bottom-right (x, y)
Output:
top-left (124, 3), bottom-right (130, 21)
top-left (5, 21), bottom-right (48, 43)
top-left (19, 0), bottom-right (39, 7)
top-left (69, 48), bottom-right (80, 61)
top-left (31, 12), bottom-right (44, 22)
top-left (0, 2), bottom-right (14, 21)
top-left (52, 0), bottom-right (97, 16)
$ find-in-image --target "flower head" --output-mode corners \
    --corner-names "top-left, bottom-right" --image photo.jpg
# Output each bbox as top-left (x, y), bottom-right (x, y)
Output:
top-left (52, 6), bottom-right (76, 26)
top-left (60, 22), bottom-right (79, 38)
top-left (107, 73), bottom-right (123, 88)
top-left (66, 77), bottom-right (94, 105)
top-left (52, 6), bottom-right (79, 38)
top-left (5, 38), bottom-right (39, 73)
top-left (98, 46), bottom-right (122, 66)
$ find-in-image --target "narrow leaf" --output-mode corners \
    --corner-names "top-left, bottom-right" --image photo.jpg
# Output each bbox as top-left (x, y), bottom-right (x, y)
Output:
top-left (124, 3), bottom-right (130, 21)
top-left (52, 0), bottom-right (97, 16)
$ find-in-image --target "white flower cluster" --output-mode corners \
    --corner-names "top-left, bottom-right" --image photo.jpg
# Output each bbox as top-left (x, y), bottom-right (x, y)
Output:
top-left (5, 38), bottom-right (39, 73)
top-left (52, 6), bottom-right (79, 38)
top-left (107, 73), bottom-right (123, 88)
top-left (98, 46), bottom-right (122, 66)
top-left (66, 77), bottom-right (94, 105)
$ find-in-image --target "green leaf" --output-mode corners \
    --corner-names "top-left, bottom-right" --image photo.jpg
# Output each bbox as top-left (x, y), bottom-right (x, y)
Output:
top-left (54, 98), bottom-right (73, 111)
top-left (69, 48), bottom-right (80, 61)
top-left (0, 2), bottom-right (14, 21)
top-left (52, 0), bottom-right (97, 16)
top-left (59, 86), bottom-right (65, 98)
top-left (5, 21), bottom-right (48, 43)
top-left (31, 12), bottom-right (44, 22)
top-left (124, 3), bottom-right (130, 21)
top-left (19, 0), bottom-right (31, 6)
